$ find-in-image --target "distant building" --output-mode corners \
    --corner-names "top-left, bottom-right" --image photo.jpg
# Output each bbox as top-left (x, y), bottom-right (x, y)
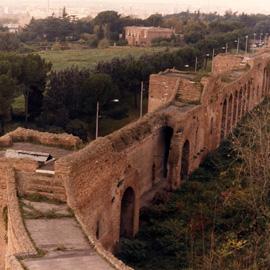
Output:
top-left (3, 23), bottom-right (20, 33)
top-left (124, 26), bottom-right (174, 46)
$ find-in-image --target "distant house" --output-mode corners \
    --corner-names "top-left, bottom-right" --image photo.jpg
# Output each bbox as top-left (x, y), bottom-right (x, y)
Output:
top-left (124, 26), bottom-right (174, 46)
top-left (3, 23), bottom-right (20, 33)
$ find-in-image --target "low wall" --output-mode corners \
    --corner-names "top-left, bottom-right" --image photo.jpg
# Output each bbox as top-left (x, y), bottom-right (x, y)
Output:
top-left (1, 163), bottom-right (37, 269)
top-left (0, 127), bottom-right (82, 150)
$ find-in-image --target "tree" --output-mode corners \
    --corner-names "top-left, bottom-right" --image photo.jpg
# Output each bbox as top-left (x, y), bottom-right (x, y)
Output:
top-left (0, 33), bottom-right (20, 51)
top-left (0, 75), bottom-right (17, 134)
top-left (17, 54), bottom-right (52, 123)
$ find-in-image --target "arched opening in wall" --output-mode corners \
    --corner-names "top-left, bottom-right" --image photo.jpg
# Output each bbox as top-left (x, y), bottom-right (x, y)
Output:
top-left (161, 126), bottom-right (174, 178)
top-left (238, 88), bottom-right (243, 120)
top-left (227, 95), bottom-right (233, 134)
top-left (247, 82), bottom-right (251, 111)
top-left (210, 117), bottom-right (214, 135)
top-left (233, 91), bottom-right (238, 126)
top-left (242, 88), bottom-right (247, 115)
top-left (180, 140), bottom-right (190, 181)
top-left (152, 163), bottom-right (156, 186)
top-left (120, 187), bottom-right (135, 239)
top-left (220, 98), bottom-right (227, 140)
top-left (262, 68), bottom-right (266, 93)
top-left (96, 220), bottom-right (100, 240)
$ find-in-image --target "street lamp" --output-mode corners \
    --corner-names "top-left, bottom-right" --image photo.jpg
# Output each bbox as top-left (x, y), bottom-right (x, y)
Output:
top-left (194, 57), bottom-right (198, 72)
top-left (245, 35), bottom-right (249, 54)
top-left (253, 33), bottom-right (257, 52)
top-left (140, 82), bottom-right (144, 118)
top-left (259, 33), bottom-right (263, 46)
top-left (95, 99), bottom-right (120, 139)
top-left (235, 38), bottom-right (240, 54)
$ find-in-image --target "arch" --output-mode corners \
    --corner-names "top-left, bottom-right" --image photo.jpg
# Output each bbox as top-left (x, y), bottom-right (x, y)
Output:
top-left (120, 187), bottom-right (135, 238)
top-left (227, 94), bottom-right (233, 134)
top-left (161, 126), bottom-right (173, 178)
top-left (242, 87), bottom-right (247, 115)
top-left (220, 98), bottom-right (227, 140)
top-left (210, 117), bottom-right (214, 135)
top-left (233, 91), bottom-right (238, 126)
top-left (238, 88), bottom-right (243, 120)
top-left (180, 140), bottom-right (190, 181)
top-left (247, 82), bottom-right (251, 111)
top-left (96, 220), bottom-right (100, 240)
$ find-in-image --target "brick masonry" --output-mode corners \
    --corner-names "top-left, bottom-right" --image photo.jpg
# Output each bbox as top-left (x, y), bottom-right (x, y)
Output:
top-left (1, 50), bottom-right (270, 268)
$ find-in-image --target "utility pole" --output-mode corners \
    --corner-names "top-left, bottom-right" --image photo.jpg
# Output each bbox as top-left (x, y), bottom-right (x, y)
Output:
top-left (225, 43), bottom-right (228, 53)
top-left (211, 49), bottom-right (215, 72)
top-left (95, 101), bottom-right (99, 139)
top-left (245, 35), bottom-right (249, 54)
top-left (194, 57), bottom-right (198, 72)
top-left (140, 81), bottom-right (144, 118)
top-left (237, 38), bottom-right (240, 54)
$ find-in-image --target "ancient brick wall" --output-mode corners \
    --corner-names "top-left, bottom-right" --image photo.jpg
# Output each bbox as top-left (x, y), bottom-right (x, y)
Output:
top-left (55, 51), bottom-right (270, 254)
top-left (212, 54), bottom-right (245, 75)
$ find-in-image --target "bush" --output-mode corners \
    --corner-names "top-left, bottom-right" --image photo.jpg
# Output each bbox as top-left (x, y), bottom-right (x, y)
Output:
top-left (98, 38), bottom-right (110, 49)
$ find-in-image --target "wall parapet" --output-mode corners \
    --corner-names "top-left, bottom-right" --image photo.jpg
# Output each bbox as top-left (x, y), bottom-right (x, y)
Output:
top-left (74, 213), bottom-right (134, 270)
top-left (0, 127), bottom-right (82, 150)
top-left (1, 163), bottom-right (37, 268)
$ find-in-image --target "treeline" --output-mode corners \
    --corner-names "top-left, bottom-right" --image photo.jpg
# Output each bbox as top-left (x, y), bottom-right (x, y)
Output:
top-left (2, 10), bottom-right (270, 51)
top-left (0, 46), bottom-right (199, 140)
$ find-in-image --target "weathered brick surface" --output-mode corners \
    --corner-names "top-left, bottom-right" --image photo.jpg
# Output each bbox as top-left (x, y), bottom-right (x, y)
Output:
top-left (56, 51), bottom-right (270, 253)
top-left (0, 127), bottom-right (82, 150)
top-left (1, 51), bottom-right (270, 269)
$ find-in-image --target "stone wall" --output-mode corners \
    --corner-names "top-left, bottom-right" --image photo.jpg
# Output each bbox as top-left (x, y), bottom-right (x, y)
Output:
top-left (0, 163), bottom-right (37, 270)
top-left (55, 51), bottom-right (270, 254)
top-left (0, 127), bottom-right (82, 150)
top-left (212, 54), bottom-right (245, 75)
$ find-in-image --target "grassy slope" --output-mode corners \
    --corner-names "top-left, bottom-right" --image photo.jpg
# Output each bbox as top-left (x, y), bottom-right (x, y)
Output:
top-left (38, 46), bottom-right (174, 71)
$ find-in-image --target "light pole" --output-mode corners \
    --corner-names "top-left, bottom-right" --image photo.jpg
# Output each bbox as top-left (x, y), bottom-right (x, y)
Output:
top-left (253, 33), bottom-right (256, 52)
top-left (235, 38), bottom-right (240, 54)
top-left (95, 99), bottom-right (119, 139)
top-left (260, 33), bottom-right (263, 46)
top-left (140, 81), bottom-right (144, 118)
top-left (211, 48), bottom-right (215, 72)
top-left (194, 57), bottom-right (198, 72)
top-left (205, 53), bottom-right (210, 70)
top-left (245, 35), bottom-right (249, 54)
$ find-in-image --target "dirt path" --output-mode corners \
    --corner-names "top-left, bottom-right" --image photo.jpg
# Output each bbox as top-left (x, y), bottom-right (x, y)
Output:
top-left (20, 199), bottom-right (114, 270)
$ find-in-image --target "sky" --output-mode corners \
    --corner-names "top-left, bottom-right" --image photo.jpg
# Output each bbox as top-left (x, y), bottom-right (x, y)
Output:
top-left (1, 0), bottom-right (270, 15)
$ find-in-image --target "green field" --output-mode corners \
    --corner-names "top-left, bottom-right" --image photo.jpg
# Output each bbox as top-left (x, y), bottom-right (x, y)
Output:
top-left (38, 46), bottom-right (174, 71)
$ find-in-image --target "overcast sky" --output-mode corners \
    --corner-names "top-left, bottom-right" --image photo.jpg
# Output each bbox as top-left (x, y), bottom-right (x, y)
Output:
top-left (2, 0), bottom-right (270, 15)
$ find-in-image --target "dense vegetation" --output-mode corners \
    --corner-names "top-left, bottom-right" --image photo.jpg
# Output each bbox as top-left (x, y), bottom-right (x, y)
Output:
top-left (117, 100), bottom-right (270, 270)
top-left (1, 11), bottom-right (270, 139)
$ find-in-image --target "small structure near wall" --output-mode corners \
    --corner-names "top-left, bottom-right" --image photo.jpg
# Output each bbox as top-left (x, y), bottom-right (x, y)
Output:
top-left (5, 149), bottom-right (54, 167)
top-left (124, 26), bottom-right (174, 46)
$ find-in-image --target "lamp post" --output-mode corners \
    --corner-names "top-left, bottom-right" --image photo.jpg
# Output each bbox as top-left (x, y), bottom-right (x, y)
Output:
top-left (211, 48), bottom-right (215, 72)
top-left (205, 53), bottom-right (210, 70)
top-left (253, 33), bottom-right (256, 52)
top-left (194, 57), bottom-right (198, 72)
top-left (235, 38), bottom-right (240, 54)
top-left (245, 35), bottom-right (249, 54)
top-left (95, 99), bottom-right (119, 139)
top-left (259, 33), bottom-right (263, 46)
top-left (140, 81), bottom-right (144, 118)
